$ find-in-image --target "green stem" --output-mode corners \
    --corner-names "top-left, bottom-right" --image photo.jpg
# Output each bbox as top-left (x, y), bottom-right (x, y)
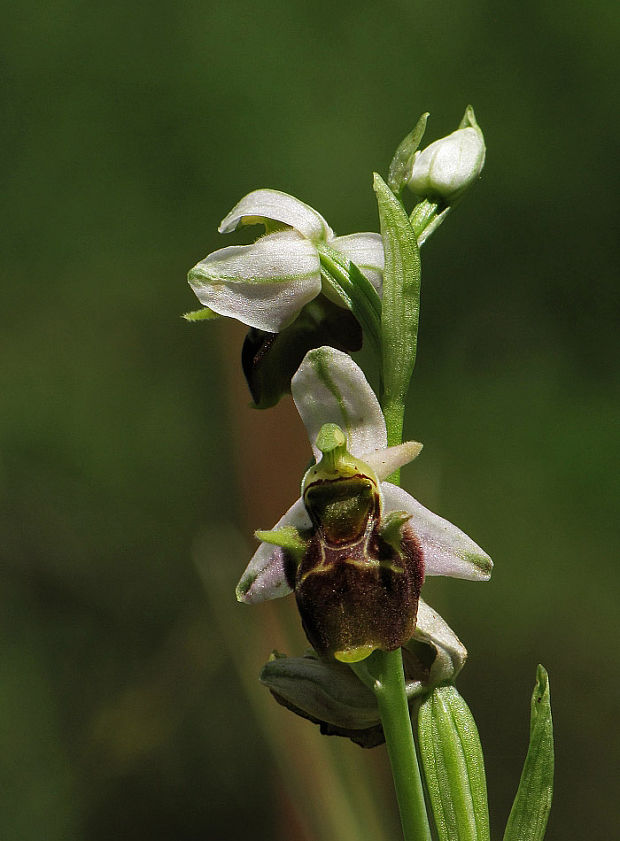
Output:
top-left (382, 398), bottom-right (406, 483)
top-left (372, 392), bottom-right (431, 841)
top-left (352, 650), bottom-right (432, 841)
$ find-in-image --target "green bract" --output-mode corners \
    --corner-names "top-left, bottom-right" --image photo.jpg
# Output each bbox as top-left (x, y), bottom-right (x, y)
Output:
top-left (418, 684), bottom-right (491, 841)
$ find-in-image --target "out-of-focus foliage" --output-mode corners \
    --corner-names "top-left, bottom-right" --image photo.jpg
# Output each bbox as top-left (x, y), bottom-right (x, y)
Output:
top-left (2, 1), bottom-right (618, 839)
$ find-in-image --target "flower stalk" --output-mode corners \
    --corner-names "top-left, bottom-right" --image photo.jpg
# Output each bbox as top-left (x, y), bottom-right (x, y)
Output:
top-left (352, 650), bottom-right (432, 841)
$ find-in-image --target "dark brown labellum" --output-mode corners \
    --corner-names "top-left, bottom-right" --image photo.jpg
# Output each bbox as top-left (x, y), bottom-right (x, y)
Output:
top-left (289, 474), bottom-right (424, 658)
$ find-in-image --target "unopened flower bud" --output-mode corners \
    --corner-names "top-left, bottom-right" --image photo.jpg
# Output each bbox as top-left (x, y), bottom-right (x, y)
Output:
top-left (407, 107), bottom-right (485, 203)
top-left (418, 684), bottom-right (491, 838)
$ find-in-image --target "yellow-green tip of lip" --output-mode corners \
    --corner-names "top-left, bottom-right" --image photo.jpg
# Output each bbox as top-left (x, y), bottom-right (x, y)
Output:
top-left (316, 423), bottom-right (346, 454)
top-left (334, 644), bottom-right (377, 664)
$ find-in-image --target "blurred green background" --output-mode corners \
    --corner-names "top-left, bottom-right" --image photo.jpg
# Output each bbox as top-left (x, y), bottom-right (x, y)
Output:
top-left (3, 1), bottom-right (619, 838)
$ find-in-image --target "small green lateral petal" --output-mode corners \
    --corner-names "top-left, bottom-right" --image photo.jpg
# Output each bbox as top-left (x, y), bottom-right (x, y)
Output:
top-left (503, 666), bottom-right (554, 841)
top-left (379, 510), bottom-right (412, 552)
top-left (182, 307), bottom-right (221, 322)
top-left (254, 526), bottom-right (308, 558)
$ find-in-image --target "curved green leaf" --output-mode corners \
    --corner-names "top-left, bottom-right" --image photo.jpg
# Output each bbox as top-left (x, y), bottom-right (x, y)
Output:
top-left (503, 665), bottom-right (554, 841)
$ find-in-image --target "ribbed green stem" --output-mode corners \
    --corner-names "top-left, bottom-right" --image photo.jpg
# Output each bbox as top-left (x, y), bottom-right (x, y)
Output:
top-left (352, 649), bottom-right (432, 841)
top-left (382, 398), bottom-right (406, 484)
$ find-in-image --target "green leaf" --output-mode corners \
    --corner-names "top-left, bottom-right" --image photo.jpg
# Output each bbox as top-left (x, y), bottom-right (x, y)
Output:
top-left (503, 665), bottom-right (554, 841)
top-left (373, 173), bottom-right (421, 448)
top-left (409, 200), bottom-right (451, 247)
top-left (387, 112), bottom-right (429, 198)
top-left (182, 307), bottom-right (220, 322)
top-left (418, 684), bottom-right (490, 841)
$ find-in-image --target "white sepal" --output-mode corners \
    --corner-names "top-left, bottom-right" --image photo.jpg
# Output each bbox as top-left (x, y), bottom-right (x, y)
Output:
top-left (291, 346), bottom-right (387, 463)
top-left (382, 483), bottom-right (493, 580)
top-left (236, 498), bottom-right (311, 604)
top-left (411, 599), bottom-right (467, 692)
top-left (188, 231), bottom-right (321, 332)
top-left (218, 189), bottom-right (333, 241)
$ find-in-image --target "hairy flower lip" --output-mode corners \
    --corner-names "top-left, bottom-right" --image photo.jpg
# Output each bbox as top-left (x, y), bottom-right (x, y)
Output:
top-left (259, 597), bottom-right (468, 748)
top-left (236, 346), bottom-right (492, 605)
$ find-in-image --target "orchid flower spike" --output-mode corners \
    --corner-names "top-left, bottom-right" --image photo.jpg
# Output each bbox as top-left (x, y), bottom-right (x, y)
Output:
top-left (188, 189), bottom-right (384, 332)
top-left (236, 346), bottom-right (492, 663)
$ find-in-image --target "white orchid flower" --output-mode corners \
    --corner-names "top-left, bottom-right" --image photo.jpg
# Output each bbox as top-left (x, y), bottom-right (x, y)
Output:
top-left (188, 189), bottom-right (384, 332)
top-left (236, 346), bottom-right (492, 662)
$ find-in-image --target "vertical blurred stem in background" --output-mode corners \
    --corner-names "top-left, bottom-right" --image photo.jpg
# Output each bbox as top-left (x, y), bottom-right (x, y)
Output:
top-left (193, 323), bottom-right (395, 841)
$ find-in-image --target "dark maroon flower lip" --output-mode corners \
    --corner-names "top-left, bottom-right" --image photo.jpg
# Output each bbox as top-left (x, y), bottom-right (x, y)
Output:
top-left (292, 505), bottom-right (424, 661)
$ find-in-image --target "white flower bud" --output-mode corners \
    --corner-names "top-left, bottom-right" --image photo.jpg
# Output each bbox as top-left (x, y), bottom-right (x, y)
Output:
top-left (407, 123), bottom-right (485, 203)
